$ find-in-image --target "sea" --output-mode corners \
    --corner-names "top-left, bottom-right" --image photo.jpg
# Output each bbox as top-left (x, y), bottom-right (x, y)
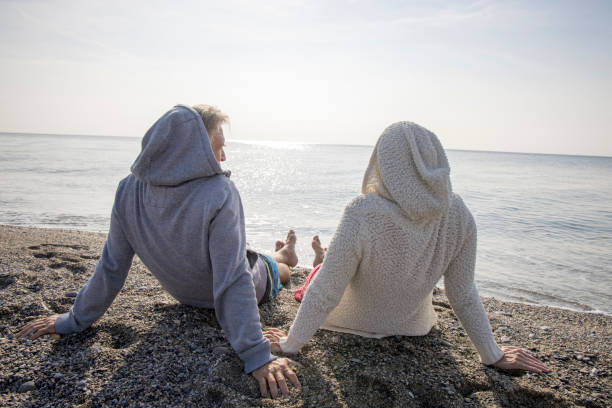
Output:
top-left (1, 132), bottom-right (611, 315)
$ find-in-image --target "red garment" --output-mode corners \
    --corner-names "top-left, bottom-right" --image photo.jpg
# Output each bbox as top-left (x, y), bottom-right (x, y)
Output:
top-left (294, 264), bottom-right (322, 302)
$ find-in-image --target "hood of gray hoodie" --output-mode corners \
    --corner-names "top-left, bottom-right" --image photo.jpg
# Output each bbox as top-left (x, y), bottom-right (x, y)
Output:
top-left (131, 104), bottom-right (228, 185)
top-left (362, 121), bottom-right (452, 220)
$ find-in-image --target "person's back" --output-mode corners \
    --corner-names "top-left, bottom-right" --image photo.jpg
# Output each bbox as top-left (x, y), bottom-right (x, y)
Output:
top-left (271, 120), bottom-right (551, 373)
top-left (54, 105), bottom-right (272, 373)
top-left (117, 167), bottom-right (235, 307)
top-left (275, 122), bottom-right (506, 366)
top-left (320, 190), bottom-right (474, 337)
top-left (18, 104), bottom-right (304, 397)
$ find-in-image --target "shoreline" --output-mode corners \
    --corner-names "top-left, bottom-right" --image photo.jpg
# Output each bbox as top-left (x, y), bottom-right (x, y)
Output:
top-left (2, 223), bottom-right (609, 318)
top-left (0, 225), bottom-right (610, 407)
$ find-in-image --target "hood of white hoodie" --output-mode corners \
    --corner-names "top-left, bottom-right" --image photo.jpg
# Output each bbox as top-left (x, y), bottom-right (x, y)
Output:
top-left (362, 122), bottom-right (452, 220)
top-left (131, 105), bottom-right (228, 186)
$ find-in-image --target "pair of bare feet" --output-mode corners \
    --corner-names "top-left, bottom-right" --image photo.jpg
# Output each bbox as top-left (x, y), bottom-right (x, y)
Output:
top-left (272, 230), bottom-right (299, 268)
top-left (273, 231), bottom-right (327, 268)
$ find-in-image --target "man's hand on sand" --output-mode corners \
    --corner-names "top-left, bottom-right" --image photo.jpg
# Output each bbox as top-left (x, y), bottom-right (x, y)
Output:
top-left (251, 358), bottom-right (301, 398)
top-left (492, 346), bottom-right (552, 373)
top-left (17, 315), bottom-right (59, 340)
top-left (263, 327), bottom-right (286, 353)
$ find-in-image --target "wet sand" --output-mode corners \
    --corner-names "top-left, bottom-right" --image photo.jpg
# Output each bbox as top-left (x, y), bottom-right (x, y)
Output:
top-left (0, 225), bottom-right (610, 407)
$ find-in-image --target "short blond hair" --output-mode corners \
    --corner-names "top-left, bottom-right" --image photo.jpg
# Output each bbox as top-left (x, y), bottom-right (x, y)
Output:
top-left (192, 104), bottom-right (229, 138)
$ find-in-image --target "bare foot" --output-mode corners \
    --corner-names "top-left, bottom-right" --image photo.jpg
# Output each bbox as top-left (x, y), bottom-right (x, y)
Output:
top-left (285, 229), bottom-right (297, 247)
top-left (312, 235), bottom-right (327, 267)
top-left (274, 240), bottom-right (284, 252)
top-left (272, 230), bottom-right (298, 267)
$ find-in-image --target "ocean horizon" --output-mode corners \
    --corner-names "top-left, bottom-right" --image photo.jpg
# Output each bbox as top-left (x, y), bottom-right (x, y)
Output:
top-left (3, 131), bottom-right (612, 159)
top-left (1, 132), bottom-right (611, 316)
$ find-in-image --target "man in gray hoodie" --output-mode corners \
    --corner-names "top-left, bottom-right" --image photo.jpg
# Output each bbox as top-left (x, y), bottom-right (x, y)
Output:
top-left (18, 104), bottom-right (301, 398)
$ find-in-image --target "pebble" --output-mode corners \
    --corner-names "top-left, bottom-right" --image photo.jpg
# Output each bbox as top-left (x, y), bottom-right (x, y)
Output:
top-left (2, 234), bottom-right (610, 408)
top-left (65, 291), bottom-right (78, 298)
top-left (213, 346), bottom-right (230, 355)
top-left (500, 336), bottom-right (511, 343)
top-left (18, 381), bottom-right (36, 393)
top-left (50, 334), bottom-right (61, 340)
top-left (540, 326), bottom-right (551, 331)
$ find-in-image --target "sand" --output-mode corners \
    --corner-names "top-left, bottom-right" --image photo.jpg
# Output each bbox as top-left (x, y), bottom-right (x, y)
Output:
top-left (0, 225), bottom-right (610, 407)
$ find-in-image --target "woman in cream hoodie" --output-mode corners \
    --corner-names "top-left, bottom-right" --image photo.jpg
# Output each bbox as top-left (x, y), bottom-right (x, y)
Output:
top-left (266, 122), bottom-right (550, 373)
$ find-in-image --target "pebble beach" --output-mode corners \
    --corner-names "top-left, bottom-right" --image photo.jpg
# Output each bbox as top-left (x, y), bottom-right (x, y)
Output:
top-left (0, 225), bottom-right (610, 407)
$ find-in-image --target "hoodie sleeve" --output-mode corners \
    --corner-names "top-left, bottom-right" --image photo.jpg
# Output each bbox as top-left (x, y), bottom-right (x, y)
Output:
top-left (279, 207), bottom-right (362, 353)
top-left (54, 207), bottom-right (135, 334)
top-left (443, 223), bottom-right (504, 365)
top-left (208, 185), bottom-right (275, 373)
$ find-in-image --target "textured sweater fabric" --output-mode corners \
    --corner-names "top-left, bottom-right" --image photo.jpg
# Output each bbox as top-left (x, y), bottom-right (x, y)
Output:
top-left (280, 122), bottom-right (504, 365)
top-left (54, 105), bottom-right (274, 373)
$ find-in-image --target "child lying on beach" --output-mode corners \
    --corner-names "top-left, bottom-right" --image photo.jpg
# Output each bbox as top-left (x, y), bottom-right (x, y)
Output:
top-left (265, 121), bottom-right (551, 374)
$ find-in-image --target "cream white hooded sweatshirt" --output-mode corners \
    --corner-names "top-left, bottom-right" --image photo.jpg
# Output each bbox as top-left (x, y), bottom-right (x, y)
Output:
top-left (280, 122), bottom-right (504, 365)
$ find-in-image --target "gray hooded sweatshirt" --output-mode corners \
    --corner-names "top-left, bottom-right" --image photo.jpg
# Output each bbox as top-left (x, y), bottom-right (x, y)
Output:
top-left (54, 105), bottom-right (274, 373)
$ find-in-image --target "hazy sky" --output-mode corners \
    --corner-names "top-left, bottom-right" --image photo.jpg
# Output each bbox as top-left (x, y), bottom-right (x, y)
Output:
top-left (1, 0), bottom-right (611, 156)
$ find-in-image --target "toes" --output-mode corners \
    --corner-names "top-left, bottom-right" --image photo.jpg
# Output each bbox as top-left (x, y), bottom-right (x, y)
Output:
top-left (275, 240), bottom-right (284, 251)
top-left (286, 230), bottom-right (297, 245)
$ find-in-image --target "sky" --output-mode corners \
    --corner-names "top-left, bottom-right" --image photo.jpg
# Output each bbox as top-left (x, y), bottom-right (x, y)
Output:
top-left (0, 0), bottom-right (611, 156)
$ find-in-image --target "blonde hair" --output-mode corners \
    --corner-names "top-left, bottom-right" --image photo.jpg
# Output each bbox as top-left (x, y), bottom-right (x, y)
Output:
top-left (362, 158), bottom-right (392, 200)
top-left (192, 104), bottom-right (229, 139)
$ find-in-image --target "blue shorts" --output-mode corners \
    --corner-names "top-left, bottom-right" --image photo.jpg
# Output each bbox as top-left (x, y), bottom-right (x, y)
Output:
top-left (259, 254), bottom-right (283, 304)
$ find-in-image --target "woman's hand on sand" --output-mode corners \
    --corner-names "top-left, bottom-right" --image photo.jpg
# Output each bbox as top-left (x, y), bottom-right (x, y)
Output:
top-left (492, 346), bottom-right (552, 373)
top-left (251, 358), bottom-right (301, 398)
top-left (17, 315), bottom-right (59, 340)
top-left (263, 328), bottom-right (286, 354)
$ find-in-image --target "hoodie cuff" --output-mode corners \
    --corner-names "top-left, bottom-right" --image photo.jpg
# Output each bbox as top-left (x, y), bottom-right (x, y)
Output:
top-left (54, 311), bottom-right (78, 335)
top-left (241, 342), bottom-right (277, 374)
top-left (478, 340), bottom-right (505, 365)
top-left (279, 336), bottom-right (305, 354)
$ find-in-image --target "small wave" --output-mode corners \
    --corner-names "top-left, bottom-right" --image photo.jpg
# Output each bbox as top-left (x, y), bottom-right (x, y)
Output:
top-left (478, 283), bottom-right (603, 314)
top-left (232, 140), bottom-right (310, 151)
top-left (46, 169), bottom-right (98, 175)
